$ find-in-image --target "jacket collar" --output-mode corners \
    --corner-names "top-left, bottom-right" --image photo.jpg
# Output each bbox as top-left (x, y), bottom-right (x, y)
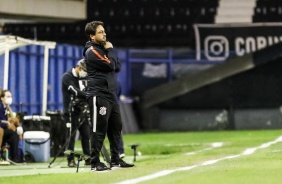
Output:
top-left (72, 68), bottom-right (78, 77)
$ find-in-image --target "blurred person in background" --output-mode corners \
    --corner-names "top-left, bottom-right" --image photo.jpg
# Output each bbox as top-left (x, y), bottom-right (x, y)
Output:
top-left (0, 89), bottom-right (21, 162)
top-left (61, 59), bottom-right (91, 167)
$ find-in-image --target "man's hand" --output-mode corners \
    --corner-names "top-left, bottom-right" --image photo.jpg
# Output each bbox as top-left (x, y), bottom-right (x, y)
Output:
top-left (103, 41), bottom-right (113, 49)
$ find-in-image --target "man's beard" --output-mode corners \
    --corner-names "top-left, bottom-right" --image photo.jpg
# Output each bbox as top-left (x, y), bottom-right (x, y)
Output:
top-left (97, 40), bottom-right (106, 46)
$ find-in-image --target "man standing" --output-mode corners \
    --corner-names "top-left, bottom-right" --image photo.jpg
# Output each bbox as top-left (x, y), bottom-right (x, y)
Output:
top-left (62, 59), bottom-right (91, 167)
top-left (83, 21), bottom-right (134, 171)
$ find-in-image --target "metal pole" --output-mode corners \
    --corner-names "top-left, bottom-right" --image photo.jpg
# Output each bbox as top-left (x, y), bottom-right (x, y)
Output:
top-left (42, 46), bottom-right (49, 115)
top-left (3, 43), bottom-right (10, 89)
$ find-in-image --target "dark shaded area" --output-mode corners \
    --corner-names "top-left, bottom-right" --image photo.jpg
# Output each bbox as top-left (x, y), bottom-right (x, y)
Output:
top-left (253, 0), bottom-right (282, 22)
top-left (141, 43), bottom-right (282, 109)
top-left (2, 0), bottom-right (218, 47)
top-left (159, 59), bottom-right (282, 109)
top-left (137, 43), bottom-right (282, 131)
top-left (160, 52), bottom-right (282, 109)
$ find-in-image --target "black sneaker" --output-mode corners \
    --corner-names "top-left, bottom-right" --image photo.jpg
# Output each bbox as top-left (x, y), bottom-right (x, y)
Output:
top-left (91, 162), bottom-right (110, 172)
top-left (85, 158), bottom-right (91, 166)
top-left (110, 158), bottom-right (134, 168)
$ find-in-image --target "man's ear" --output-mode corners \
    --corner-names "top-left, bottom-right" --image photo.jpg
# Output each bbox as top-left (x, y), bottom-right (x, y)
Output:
top-left (90, 34), bottom-right (95, 40)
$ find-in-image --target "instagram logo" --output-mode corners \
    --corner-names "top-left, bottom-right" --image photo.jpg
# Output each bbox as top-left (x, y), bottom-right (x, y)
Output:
top-left (204, 36), bottom-right (229, 61)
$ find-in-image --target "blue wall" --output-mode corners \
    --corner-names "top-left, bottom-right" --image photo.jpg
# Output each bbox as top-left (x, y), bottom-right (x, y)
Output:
top-left (0, 44), bottom-right (85, 114)
top-left (0, 44), bottom-right (217, 115)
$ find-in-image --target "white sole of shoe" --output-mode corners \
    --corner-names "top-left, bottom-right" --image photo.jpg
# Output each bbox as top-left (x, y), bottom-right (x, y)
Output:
top-left (91, 168), bottom-right (111, 172)
top-left (110, 166), bottom-right (122, 170)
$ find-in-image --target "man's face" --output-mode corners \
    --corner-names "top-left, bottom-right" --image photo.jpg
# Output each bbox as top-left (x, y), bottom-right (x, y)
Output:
top-left (90, 25), bottom-right (106, 44)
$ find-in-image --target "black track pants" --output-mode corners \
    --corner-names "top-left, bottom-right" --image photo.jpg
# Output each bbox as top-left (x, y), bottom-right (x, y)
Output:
top-left (88, 96), bottom-right (122, 165)
top-left (3, 129), bottom-right (19, 161)
top-left (64, 105), bottom-right (91, 160)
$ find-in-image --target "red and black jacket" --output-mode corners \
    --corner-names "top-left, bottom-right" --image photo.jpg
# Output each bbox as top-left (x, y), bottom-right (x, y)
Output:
top-left (83, 41), bottom-right (121, 104)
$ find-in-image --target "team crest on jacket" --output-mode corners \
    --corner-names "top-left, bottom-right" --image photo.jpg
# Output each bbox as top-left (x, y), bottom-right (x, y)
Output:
top-left (99, 107), bottom-right (107, 115)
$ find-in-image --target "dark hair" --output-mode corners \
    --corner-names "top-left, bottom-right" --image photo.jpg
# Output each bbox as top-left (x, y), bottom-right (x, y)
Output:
top-left (0, 89), bottom-right (9, 98)
top-left (85, 21), bottom-right (104, 40)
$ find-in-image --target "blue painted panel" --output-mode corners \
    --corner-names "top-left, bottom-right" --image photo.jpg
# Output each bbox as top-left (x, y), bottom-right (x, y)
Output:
top-left (117, 49), bottom-right (129, 95)
top-left (18, 46), bottom-right (30, 109)
top-left (9, 50), bottom-right (20, 112)
top-left (2, 43), bottom-right (130, 115)
top-left (47, 44), bottom-right (84, 112)
top-left (28, 46), bottom-right (41, 114)
top-left (2, 42), bottom-right (212, 116)
top-left (48, 55), bottom-right (58, 110)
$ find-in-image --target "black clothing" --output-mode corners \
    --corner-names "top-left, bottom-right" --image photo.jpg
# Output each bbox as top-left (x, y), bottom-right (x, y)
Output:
top-left (3, 129), bottom-right (19, 161)
top-left (61, 68), bottom-right (90, 160)
top-left (83, 41), bottom-right (122, 165)
top-left (83, 41), bottom-right (121, 104)
top-left (62, 69), bottom-right (87, 114)
top-left (88, 96), bottom-right (122, 163)
top-left (0, 101), bottom-right (19, 161)
top-left (0, 102), bottom-right (9, 129)
top-left (63, 105), bottom-right (90, 161)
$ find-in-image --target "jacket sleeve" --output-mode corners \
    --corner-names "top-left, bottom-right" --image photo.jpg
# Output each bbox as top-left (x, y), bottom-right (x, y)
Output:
top-left (62, 74), bottom-right (86, 98)
top-left (114, 58), bottom-right (121, 73)
top-left (107, 48), bottom-right (121, 72)
top-left (0, 122), bottom-right (8, 129)
top-left (86, 46), bottom-right (120, 72)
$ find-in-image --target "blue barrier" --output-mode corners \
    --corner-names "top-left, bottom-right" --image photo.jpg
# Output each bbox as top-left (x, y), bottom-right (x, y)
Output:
top-left (0, 44), bottom-right (221, 115)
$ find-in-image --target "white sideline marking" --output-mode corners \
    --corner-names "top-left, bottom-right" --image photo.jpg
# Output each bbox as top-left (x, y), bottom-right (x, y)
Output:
top-left (116, 136), bottom-right (282, 184)
top-left (165, 143), bottom-right (201, 146)
top-left (184, 142), bottom-right (223, 155)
